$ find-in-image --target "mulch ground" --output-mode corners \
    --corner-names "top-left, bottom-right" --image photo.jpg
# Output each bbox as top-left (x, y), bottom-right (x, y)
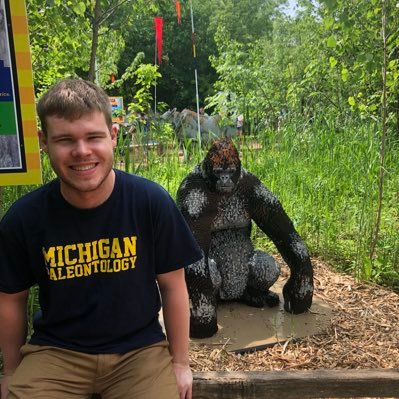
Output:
top-left (189, 258), bottom-right (399, 372)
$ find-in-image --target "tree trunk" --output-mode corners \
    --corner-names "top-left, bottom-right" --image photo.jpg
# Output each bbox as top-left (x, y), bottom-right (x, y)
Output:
top-left (88, 0), bottom-right (101, 83)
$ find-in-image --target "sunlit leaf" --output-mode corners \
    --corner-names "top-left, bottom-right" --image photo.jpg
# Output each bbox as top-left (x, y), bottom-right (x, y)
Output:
top-left (329, 56), bottom-right (337, 68)
top-left (323, 16), bottom-right (334, 29)
top-left (348, 96), bottom-right (356, 106)
top-left (72, 2), bottom-right (86, 16)
top-left (341, 67), bottom-right (349, 82)
top-left (326, 35), bottom-right (337, 48)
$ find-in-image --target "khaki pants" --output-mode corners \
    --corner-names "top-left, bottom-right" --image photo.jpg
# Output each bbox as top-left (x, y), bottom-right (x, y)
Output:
top-left (7, 341), bottom-right (179, 399)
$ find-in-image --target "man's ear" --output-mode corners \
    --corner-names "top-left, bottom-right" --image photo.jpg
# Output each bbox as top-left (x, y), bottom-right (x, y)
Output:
top-left (111, 124), bottom-right (119, 148)
top-left (38, 130), bottom-right (48, 152)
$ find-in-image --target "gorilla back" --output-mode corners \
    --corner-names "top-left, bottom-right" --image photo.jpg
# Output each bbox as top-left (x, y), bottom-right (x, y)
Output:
top-left (177, 138), bottom-right (313, 338)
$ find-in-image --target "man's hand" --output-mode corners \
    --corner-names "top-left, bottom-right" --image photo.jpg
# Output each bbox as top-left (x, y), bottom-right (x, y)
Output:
top-left (157, 270), bottom-right (192, 398)
top-left (0, 290), bottom-right (29, 399)
top-left (172, 362), bottom-right (192, 399)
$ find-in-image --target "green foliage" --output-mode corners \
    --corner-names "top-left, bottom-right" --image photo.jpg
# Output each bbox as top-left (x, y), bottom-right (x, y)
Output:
top-left (207, 0), bottom-right (282, 44)
top-left (105, 52), bottom-right (145, 91)
top-left (206, 0), bottom-right (399, 135)
top-left (27, 0), bottom-right (159, 92)
top-left (27, 0), bottom-right (92, 92)
top-left (106, 52), bottom-right (161, 115)
top-left (128, 63), bottom-right (161, 113)
top-left (26, 0), bottom-right (399, 130)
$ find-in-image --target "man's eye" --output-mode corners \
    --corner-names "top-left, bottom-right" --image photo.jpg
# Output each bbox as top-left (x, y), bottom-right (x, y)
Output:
top-left (55, 137), bottom-right (72, 143)
top-left (89, 134), bottom-right (105, 140)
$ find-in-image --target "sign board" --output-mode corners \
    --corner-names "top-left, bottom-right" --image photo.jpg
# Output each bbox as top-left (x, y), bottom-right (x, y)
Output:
top-left (109, 96), bottom-right (124, 123)
top-left (0, 0), bottom-right (41, 186)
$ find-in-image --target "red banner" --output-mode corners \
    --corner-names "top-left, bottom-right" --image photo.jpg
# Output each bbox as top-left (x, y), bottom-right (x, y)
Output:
top-left (154, 16), bottom-right (163, 65)
top-left (175, 1), bottom-right (181, 24)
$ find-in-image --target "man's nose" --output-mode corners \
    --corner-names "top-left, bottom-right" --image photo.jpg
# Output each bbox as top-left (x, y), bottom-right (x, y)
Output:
top-left (72, 140), bottom-right (92, 157)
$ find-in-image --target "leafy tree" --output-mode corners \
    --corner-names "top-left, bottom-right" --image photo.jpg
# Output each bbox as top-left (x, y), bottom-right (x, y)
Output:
top-left (207, 0), bottom-right (283, 45)
top-left (27, 0), bottom-right (157, 92)
top-left (87, 0), bottom-right (146, 83)
top-left (115, 0), bottom-right (218, 110)
top-left (27, 0), bottom-right (92, 93)
top-left (285, 0), bottom-right (399, 129)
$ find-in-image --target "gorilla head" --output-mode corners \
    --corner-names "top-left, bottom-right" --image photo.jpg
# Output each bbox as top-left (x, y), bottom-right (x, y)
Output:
top-left (202, 138), bottom-right (241, 194)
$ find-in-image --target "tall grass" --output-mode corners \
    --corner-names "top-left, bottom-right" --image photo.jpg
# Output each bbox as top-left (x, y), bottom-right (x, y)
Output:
top-left (248, 117), bottom-right (398, 289)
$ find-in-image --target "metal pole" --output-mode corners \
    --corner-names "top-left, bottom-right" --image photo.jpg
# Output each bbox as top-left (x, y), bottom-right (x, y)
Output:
top-left (154, 32), bottom-right (157, 115)
top-left (95, 57), bottom-right (99, 85)
top-left (189, 0), bottom-right (201, 148)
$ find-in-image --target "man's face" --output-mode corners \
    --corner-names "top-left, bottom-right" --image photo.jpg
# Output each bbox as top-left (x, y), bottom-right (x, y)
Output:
top-left (39, 111), bottom-right (118, 208)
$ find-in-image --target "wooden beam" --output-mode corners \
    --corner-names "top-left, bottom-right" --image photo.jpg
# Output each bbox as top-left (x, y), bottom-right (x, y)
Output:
top-left (192, 369), bottom-right (399, 399)
top-left (2, 369), bottom-right (399, 398)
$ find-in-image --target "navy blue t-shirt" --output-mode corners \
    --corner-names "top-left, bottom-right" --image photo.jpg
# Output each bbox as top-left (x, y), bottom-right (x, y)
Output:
top-left (0, 169), bottom-right (202, 353)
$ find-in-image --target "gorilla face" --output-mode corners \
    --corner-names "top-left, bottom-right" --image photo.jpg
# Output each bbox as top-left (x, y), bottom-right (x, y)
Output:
top-left (213, 166), bottom-right (237, 193)
top-left (202, 139), bottom-right (241, 193)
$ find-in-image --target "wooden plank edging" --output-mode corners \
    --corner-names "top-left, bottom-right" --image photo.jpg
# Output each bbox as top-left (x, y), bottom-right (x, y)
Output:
top-left (1, 369), bottom-right (398, 398)
top-left (192, 369), bottom-right (399, 398)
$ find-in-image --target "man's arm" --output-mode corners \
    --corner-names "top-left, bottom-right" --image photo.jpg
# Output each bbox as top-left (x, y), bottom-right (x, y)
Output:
top-left (0, 290), bottom-right (29, 398)
top-left (157, 269), bottom-right (192, 399)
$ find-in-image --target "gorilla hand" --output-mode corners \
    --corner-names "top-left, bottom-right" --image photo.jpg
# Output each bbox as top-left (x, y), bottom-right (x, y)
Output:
top-left (282, 270), bottom-right (313, 314)
top-left (187, 258), bottom-right (221, 338)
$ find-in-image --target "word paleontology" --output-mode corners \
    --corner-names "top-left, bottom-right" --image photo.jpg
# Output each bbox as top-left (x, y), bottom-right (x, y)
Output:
top-left (42, 236), bottom-right (137, 281)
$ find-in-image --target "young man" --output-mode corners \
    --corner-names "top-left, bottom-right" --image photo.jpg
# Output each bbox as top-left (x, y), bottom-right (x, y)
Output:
top-left (0, 79), bottom-right (202, 399)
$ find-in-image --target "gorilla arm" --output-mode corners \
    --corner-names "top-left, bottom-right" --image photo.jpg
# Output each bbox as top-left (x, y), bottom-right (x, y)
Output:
top-left (245, 172), bottom-right (314, 314)
top-left (176, 167), bottom-right (218, 256)
top-left (176, 168), bottom-right (221, 337)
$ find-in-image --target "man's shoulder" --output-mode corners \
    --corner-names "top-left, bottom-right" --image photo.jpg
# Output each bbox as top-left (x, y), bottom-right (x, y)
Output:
top-left (1, 180), bottom-right (57, 226)
top-left (115, 169), bottom-right (170, 199)
top-left (8, 180), bottom-right (56, 209)
top-left (116, 169), bottom-right (162, 189)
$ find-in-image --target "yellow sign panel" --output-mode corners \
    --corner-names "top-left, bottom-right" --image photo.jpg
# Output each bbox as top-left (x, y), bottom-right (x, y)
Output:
top-left (109, 96), bottom-right (124, 123)
top-left (0, 0), bottom-right (42, 186)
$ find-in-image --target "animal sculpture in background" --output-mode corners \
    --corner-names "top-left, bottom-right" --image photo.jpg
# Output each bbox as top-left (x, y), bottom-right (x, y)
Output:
top-left (161, 108), bottom-right (238, 144)
top-left (176, 138), bottom-right (314, 338)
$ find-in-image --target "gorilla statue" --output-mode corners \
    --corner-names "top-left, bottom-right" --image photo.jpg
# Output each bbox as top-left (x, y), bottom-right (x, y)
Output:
top-left (176, 138), bottom-right (314, 338)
